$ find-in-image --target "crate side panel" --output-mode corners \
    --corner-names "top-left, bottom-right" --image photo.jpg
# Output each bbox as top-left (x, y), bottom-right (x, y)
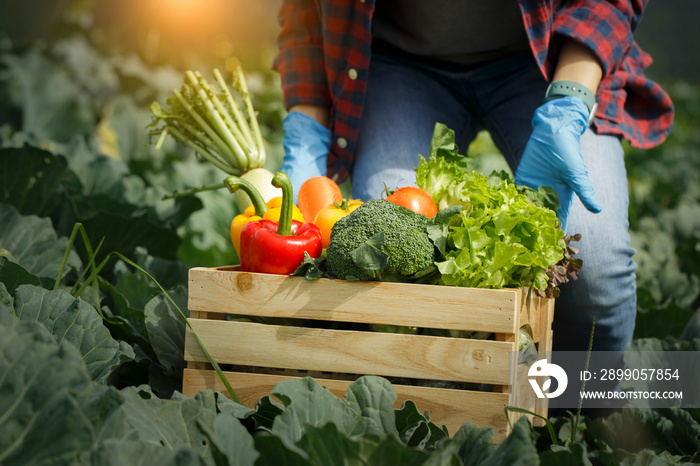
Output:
top-left (184, 320), bottom-right (514, 385)
top-left (517, 289), bottom-right (555, 345)
top-left (182, 369), bottom-right (510, 442)
top-left (188, 267), bottom-right (519, 333)
top-left (507, 360), bottom-right (544, 426)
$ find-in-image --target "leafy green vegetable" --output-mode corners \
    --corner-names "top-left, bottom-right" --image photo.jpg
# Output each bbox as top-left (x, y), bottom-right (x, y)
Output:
top-left (426, 173), bottom-right (564, 291)
top-left (416, 124), bottom-right (572, 293)
top-left (416, 124), bottom-right (559, 212)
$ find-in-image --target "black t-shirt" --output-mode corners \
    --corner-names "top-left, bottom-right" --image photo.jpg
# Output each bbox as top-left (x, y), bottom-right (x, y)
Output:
top-left (372, 0), bottom-right (530, 68)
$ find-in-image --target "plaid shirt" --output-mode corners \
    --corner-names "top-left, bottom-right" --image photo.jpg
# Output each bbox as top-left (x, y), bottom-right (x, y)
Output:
top-left (275, 0), bottom-right (674, 182)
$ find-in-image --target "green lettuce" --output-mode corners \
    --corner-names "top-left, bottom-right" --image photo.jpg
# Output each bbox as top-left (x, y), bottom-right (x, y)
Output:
top-left (417, 123), bottom-right (567, 291)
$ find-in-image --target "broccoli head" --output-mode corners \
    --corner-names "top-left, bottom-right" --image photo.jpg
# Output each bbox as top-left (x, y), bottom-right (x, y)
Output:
top-left (326, 199), bottom-right (436, 281)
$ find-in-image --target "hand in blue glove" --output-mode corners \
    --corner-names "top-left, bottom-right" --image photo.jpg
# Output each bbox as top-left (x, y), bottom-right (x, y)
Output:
top-left (515, 96), bottom-right (602, 232)
top-left (280, 111), bottom-right (332, 203)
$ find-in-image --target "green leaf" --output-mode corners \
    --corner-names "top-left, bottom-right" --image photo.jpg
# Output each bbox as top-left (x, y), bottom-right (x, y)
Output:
top-left (144, 285), bottom-right (189, 377)
top-left (480, 418), bottom-right (538, 466)
top-left (270, 377), bottom-right (382, 447)
top-left (68, 205), bottom-right (182, 264)
top-left (0, 256), bottom-right (44, 292)
top-left (451, 422), bottom-right (496, 466)
top-left (116, 386), bottom-right (217, 458)
top-left (8, 284), bottom-right (134, 383)
top-left (114, 247), bottom-right (189, 291)
top-left (0, 203), bottom-right (82, 280)
top-left (365, 434), bottom-right (432, 465)
top-left (394, 400), bottom-right (449, 450)
top-left (1, 48), bottom-right (97, 143)
top-left (0, 146), bottom-right (82, 218)
top-left (86, 439), bottom-right (202, 466)
top-left (680, 309), bottom-right (700, 341)
top-left (345, 376), bottom-right (398, 436)
top-left (586, 408), bottom-right (700, 457)
top-left (197, 413), bottom-right (259, 466)
top-left (539, 442), bottom-right (592, 466)
top-left (254, 435), bottom-right (313, 466)
top-left (428, 123), bottom-right (459, 158)
top-left (0, 315), bottom-right (94, 465)
top-left (295, 423), bottom-right (370, 466)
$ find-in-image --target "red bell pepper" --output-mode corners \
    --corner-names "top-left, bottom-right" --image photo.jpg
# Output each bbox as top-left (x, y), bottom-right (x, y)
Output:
top-left (239, 172), bottom-right (322, 275)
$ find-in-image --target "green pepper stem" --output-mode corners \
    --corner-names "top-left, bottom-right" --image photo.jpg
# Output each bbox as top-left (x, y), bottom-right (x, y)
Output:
top-left (224, 176), bottom-right (268, 217)
top-left (272, 171), bottom-right (294, 236)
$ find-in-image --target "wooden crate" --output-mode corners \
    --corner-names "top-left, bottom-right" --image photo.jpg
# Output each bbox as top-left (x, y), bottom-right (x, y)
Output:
top-left (183, 266), bottom-right (554, 442)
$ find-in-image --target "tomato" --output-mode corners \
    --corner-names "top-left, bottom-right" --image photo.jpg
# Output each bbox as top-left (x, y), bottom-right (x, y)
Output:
top-left (313, 199), bottom-right (363, 248)
top-left (386, 187), bottom-right (438, 219)
top-left (298, 176), bottom-right (342, 225)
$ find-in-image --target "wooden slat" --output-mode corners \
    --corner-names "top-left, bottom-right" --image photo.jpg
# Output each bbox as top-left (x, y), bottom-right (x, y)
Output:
top-left (182, 369), bottom-right (511, 442)
top-left (538, 296), bottom-right (555, 355)
top-left (534, 296), bottom-right (555, 421)
top-left (185, 320), bottom-right (514, 385)
top-left (186, 311), bottom-right (210, 370)
top-left (188, 267), bottom-right (520, 334)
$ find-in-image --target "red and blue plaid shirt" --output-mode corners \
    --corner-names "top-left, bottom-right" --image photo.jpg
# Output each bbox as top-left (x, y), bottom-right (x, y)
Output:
top-left (275, 0), bottom-right (674, 182)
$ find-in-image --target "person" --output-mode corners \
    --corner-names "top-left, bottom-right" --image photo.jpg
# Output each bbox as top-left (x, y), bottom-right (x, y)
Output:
top-left (274, 1), bottom-right (674, 414)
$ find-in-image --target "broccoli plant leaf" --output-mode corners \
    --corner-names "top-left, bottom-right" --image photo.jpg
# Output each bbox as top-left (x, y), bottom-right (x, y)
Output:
top-left (144, 285), bottom-right (189, 378)
top-left (0, 256), bottom-right (44, 293)
top-left (480, 418), bottom-right (538, 465)
top-left (8, 284), bottom-right (134, 383)
top-left (451, 422), bottom-right (497, 466)
top-left (197, 414), bottom-right (259, 466)
top-left (270, 377), bottom-right (382, 447)
top-left (254, 435), bottom-right (314, 466)
top-left (344, 375), bottom-right (398, 436)
top-left (0, 203), bottom-right (82, 281)
top-left (86, 439), bottom-right (202, 466)
top-left (0, 146), bottom-right (82, 218)
top-left (116, 387), bottom-right (217, 458)
top-left (394, 400), bottom-right (450, 450)
top-left (0, 314), bottom-right (94, 465)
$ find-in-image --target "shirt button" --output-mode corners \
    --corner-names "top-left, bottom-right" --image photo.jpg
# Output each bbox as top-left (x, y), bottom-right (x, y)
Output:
top-left (337, 137), bottom-right (348, 149)
top-left (347, 68), bottom-right (358, 80)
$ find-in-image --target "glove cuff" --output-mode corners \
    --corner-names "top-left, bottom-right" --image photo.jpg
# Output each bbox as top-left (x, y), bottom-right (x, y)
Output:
top-left (283, 111), bottom-right (332, 144)
top-left (545, 81), bottom-right (597, 126)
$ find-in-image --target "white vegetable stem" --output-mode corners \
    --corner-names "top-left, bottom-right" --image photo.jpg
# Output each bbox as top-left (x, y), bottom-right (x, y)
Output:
top-left (150, 63), bottom-right (267, 176)
top-left (230, 62), bottom-right (266, 167)
top-left (185, 71), bottom-right (249, 170)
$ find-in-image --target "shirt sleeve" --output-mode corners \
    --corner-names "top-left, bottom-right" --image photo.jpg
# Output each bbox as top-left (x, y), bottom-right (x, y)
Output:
top-left (275, 0), bottom-right (332, 111)
top-left (552, 0), bottom-right (647, 76)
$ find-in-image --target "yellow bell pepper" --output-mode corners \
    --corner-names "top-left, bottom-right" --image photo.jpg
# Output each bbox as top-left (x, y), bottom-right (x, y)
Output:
top-left (262, 196), bottom-right (305, 223)
top-left (230, 205), bottom-right (263, 257)
top-left (226, 176), bottom-right (269, 258)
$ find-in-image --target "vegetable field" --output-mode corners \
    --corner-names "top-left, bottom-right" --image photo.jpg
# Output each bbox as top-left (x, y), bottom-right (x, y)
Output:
top-left (1, 4), bottom-right (699, 465)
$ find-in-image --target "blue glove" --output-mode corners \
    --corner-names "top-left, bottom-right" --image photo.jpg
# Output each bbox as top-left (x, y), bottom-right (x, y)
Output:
top-left (515, 96), bottom-right (602, 232)
top-left (280, 111), bottom-right (332, 203)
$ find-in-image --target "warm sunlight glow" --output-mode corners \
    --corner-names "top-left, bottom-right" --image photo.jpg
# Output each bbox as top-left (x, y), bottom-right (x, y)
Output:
top-left (93, 0), bottom-right (281, 68)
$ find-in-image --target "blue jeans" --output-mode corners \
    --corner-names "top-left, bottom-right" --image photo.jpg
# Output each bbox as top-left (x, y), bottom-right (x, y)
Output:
top-left (352, 52), bottom-right (637, 360)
